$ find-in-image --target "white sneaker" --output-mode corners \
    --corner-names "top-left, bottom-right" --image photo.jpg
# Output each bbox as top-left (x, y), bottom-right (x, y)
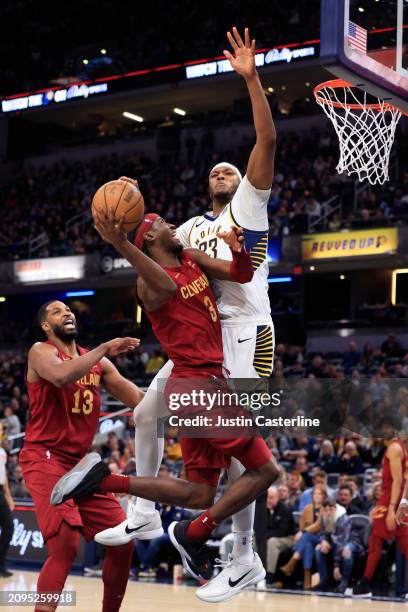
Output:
top-left (95, 502), bottom-right (164, 545)
top-left (196, 553), bottom-right (266, 603)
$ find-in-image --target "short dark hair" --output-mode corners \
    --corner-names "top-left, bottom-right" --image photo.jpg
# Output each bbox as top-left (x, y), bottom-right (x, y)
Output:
top-left (37, 300), bottom-right (58, 327)
top-left (339, 485), bottom-right (353, 496)
top-left (345, 475), bottom-right (358, 485)
top-left (322, 497), bottom-right (337, 508)
top-left (312, 469), bottom-right (327, 480)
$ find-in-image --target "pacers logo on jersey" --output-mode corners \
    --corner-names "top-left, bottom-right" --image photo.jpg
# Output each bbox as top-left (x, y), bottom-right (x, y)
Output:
top-left (180, 273), bottom-right (210, 299)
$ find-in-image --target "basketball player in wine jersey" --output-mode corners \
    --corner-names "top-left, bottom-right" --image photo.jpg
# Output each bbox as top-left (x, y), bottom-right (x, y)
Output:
top-left (50, 208), bottom-right (281, 594)
top-left (96, 26), bottom-right (277, 603)
top-left (354, 416), bottom-right (408, 597)
top-left (20, 302), bottom-right (143, 612)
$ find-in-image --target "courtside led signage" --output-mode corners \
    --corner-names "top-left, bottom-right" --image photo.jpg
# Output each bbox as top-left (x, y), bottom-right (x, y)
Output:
top-left (186, 45), bottom-right (316, 79)
top-left (1, 83), bottom-right (108, 113)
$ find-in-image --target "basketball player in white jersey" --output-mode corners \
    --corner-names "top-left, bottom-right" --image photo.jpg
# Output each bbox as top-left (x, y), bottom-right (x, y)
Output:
top-left (96, 26), bottom-right (276, 603)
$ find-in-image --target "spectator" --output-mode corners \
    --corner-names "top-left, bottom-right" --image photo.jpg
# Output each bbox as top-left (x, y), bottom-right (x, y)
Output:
top-left (282, 435), bottom-right (319, 463)
top-left (381, 334), bottom-right (402, 358)
top-left (295, 456), bottom-right (313, 488)
top-left (278, 484), bottom-right (292, 508)
top-left (287, 470), bottom-right (304, 510)
top-left (342, 341), bottom-right (361, 372)
top-left (264, 486), bottom-right (297, 583)
top-left (314, 498), bottom-right (364, 593)
top-left (9, 465), bottom-right (30, 498)
top-left (309, 355), bottom-right (325, 378)
top-left (280, 484), bottom-right (328, 590)
top-left (344, 476), bottom-right (369, 514)
top-left (3, 406), bottom-right (21, 439)
top-left (337, 485), bottom-right (368, 515)
top-left (298, 470), bottom-right (335, 510)
top-left (145, 350), bottom-right (165, 374)
top-left (315, 440), bottom-right (340, 474)
top-left (164, 437), bottom-right (182, 462)
top-left (361, 343), bottom-right (375, 371)
top-left (0, 421), bottom-right (14, 577)
top-left (339, 441), bottom-right (364, 475)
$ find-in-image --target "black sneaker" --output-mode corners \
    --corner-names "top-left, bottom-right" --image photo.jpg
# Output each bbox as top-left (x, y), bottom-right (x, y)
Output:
top-left (334, 580), bottom-right (348, 594)
top-left (50, 452), bottom-right (110, 506)
top-left (0, 569), bottom-right (13, 578)
top-left (168, 520), bottom-right (212, 580)
top-left (311, 580), bottom-right (330, 592)
top-left (353, 577), bottom-right (373, 598)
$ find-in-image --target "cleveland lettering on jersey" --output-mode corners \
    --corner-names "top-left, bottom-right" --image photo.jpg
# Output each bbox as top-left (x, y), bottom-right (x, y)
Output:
top-left (76, 372), bottom-right (101, 386)
top-left (180, 273), bottom-right (210, 299)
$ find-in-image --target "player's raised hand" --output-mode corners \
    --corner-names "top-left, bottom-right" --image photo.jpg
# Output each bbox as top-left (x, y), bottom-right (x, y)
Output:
top-left (104, 337), bottom-right (140, 357)
top-left (94, 208), bottom-right (127, 247)
top-left (224, 27), bottom-right (256, 79)
top-left (118, 176), bottom-right (139, 188)
top-left (216, 226), bottom-right (245, 253)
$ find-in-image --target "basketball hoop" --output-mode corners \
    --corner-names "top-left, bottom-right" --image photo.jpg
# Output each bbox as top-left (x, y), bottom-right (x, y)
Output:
top-left (314, 79), bottom-right (405, 185)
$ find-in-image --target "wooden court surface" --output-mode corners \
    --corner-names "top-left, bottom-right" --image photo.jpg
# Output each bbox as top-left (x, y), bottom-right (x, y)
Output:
top-left (0, 570), bottom-right (405, 611)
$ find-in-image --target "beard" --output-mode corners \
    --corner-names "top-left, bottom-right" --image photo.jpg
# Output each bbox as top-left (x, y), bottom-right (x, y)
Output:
top-left (323, 515), bottom-right (336, 533)
top-left (210, 184), bottom-right (238, 205)
top-left (52, 323), bottom-right (78, 342)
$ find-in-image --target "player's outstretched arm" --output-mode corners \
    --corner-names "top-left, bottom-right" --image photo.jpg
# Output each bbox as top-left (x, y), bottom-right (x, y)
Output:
top-left (189, 227), bottom-right (253, 283)
top-left (94, 209), bottom-right (176, 310)
top-left (224, 26), bottom-right (276, 189)
top-left (101, 358), bottom-right (144, 406)
top-left (28, 337), bottom-right (140, 388)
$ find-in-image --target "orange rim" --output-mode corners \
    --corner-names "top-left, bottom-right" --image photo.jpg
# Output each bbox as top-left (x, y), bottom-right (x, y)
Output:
top-left (313, 79), bottom-right (406, 114)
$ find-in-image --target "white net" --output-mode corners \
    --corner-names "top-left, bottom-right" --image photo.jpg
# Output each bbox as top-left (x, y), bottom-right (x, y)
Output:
top-left (314, 81), bottom-right (402, 185)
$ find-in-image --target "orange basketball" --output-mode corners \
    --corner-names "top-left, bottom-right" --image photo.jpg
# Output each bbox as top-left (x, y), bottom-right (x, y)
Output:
top-left (91, 179), bottom-right (145, 232)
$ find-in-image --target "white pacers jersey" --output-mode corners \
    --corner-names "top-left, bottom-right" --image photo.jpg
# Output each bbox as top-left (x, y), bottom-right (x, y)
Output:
top-left (177, 175), bottom-right (272, 327)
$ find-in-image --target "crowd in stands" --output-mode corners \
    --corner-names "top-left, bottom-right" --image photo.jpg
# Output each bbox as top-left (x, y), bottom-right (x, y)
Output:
top-left (2, 120), bottom-right (407, 262)
top-left (1, 332), bottom-right (407, 591)
top-left (0, 1), bottom-right (320, 96)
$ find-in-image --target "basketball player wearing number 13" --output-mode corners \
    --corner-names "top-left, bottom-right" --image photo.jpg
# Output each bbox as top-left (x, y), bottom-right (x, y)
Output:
top-left (97, 26), bottom-right (277, 603)
top-left (20, 303), bottom-right (144, 612)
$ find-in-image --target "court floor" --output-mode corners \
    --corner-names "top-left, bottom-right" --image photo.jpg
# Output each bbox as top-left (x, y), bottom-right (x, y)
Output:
top-left (0, 570), bottom-right (405, 611)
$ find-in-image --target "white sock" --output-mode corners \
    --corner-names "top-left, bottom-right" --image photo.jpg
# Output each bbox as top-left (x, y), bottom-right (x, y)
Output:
top-left (133, 363), bottom-right (172, 516)
top-left (231, 531), bottom-right (254, 564)
top-left (227, 459), bottom-right (256, 564)
top-left (134, 497), bottom-right (157, 515)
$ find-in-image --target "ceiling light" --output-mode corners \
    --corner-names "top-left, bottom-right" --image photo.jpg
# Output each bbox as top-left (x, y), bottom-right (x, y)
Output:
top-left (358, 6), bottom-right (365, 12)
top-left (83, 59), bottom-right (89, 65)
top-left (340, 274), bottom-right (346, 280)
top-left (123, 112), bottom-right (144, 122)
top-left (173, 107), bottom-right (186, 116)
top-left (268, 87), bottom-right (274, 93)
top-left (101, 49), bottom-right (107, 54)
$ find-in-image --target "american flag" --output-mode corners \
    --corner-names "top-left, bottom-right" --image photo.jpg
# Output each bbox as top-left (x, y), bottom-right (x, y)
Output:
top-left (348, 21), bottom-right (367, 54)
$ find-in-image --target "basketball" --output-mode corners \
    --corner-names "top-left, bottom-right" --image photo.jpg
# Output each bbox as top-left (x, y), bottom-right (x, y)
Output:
top-left (91, 179), bottom-right (145, 232)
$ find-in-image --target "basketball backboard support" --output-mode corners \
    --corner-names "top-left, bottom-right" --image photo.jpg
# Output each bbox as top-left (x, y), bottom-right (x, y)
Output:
top-left (320, 0), bottom-right (408, 113)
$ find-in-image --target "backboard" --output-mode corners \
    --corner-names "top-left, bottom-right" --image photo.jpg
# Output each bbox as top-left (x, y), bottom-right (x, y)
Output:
top-left (320, 0), bottom-right (408, 113)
